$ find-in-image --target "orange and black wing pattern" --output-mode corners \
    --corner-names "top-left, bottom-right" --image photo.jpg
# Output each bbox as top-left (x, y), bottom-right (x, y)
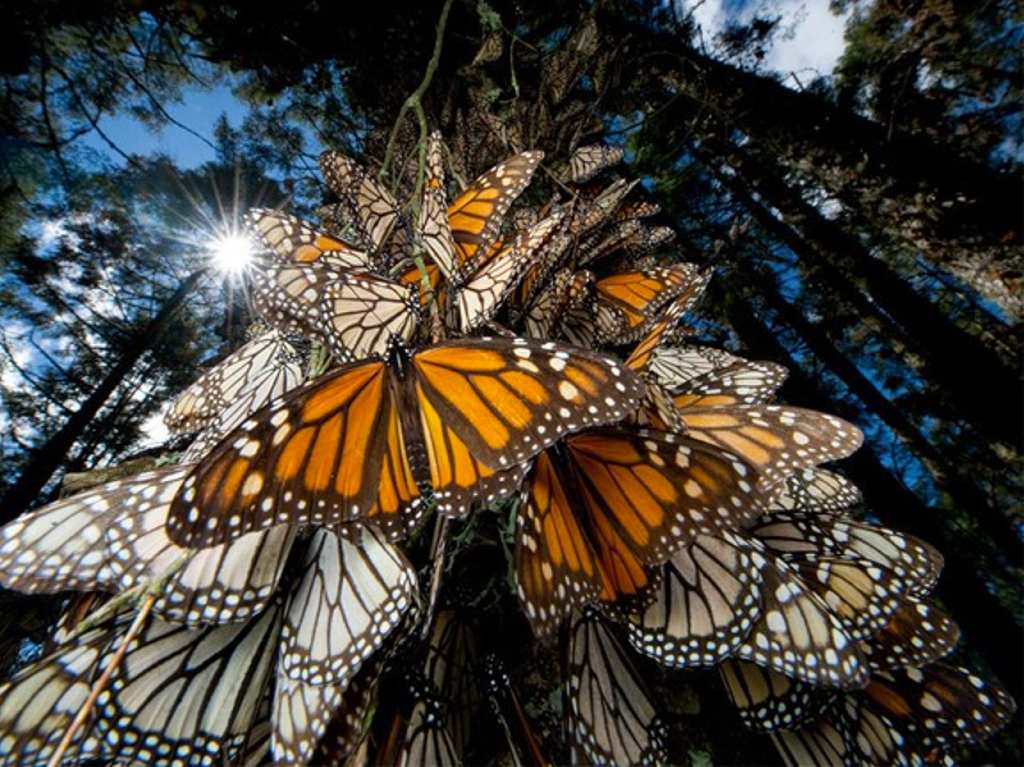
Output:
top-left (168, 360), bottom-right (394, 546)
top-left (678, 406), bottom-right (863, 489)
top-left (515, 451), bottom-right (603, 636)
top-left (565, 428), bottom-right (764, 570)
top-left (245, 208), bottom-right (369, 269)
top-left (625, 269), bottom-right (712, 373)
top-left (447, 151), bottom-right (543, 279)
top-left (411, 337), bottom-right (642, 517)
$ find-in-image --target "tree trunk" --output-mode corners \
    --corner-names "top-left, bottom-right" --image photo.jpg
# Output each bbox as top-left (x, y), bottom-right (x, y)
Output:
top-left (619, 16), bottom-right (1023, 243)
top-left (0, 269), bottom-right (205, 522)
top-left (705, 136), bottom-right (1022, 449)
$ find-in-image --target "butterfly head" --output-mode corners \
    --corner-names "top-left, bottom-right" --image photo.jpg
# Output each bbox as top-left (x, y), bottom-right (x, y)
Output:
top-left (387, 334), bottom-right (413, 375)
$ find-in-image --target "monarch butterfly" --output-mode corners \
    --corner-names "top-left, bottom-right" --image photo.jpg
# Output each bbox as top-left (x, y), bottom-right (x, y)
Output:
top-left (625, 530), bottom-right (767, 669)
top-left (611, 198), bottom-right (660, 224)
top-left (272, 585), bottom-right (412, 766)
top-left (309, 648), bottom-right (390, 765)
top-left (749, 513), bottom-right (943, 598)
top-left (279, 526), bottom-right (418, 686)
top-left (422, 138), bottom-right (544, 285)
top-left (513, 201), bottom-right (576, 311)
top-left (720, 659), bottom-right (833, 733)
top-left (167, 336), bottom-right (642, 547)
top-left (592, 264), bottom-right (705, 345)
top-left (251, 260), bottom-right (420, 363)
top-left (417, 135), bottom-right (552, 332)
top-left (646, 345), bottom-right (741, 390)
top-left (422, 609), bottom-right (481, 758)
top-left (319, 151), bottom-right (403, 255)
top-left (0, 465), bottom-right (294, 627)
top-left (732, 545), bottom-right (868, 689)
top-left (675, 406), bottom-right (864, 490)
top-left (627, 521), bottom-right (901, 687)
top-left (577, 220), bottom-right (674, 268)
top-left (623, 271), bottom-right (713, 374)
top-left (863, 596), bottom-right (960, 672)
top-left (515, 429), bottom-right (762, 636)
top-left (245, 208), bottom-right (370, 269)
top-left (570, 178), bottom-right (640, 238)
top-left (0, 603), bottom-right (280, 766)
top-left (762, 468), bottom-right (863, 513)
top-left (567, 144), bottom-right (624, 183)
top-left (772, 664), bottom-right (1016, 766)
top-left (564, 609), bottom-right (667, 767)
top-left (668, 359), bottom-right (789, 410)
top-left (166, 328), bottom-right (304, 436)
top-left (524, 268), bottom-right (594, 342)
top-left (179, 331), bottom-right (305, 464)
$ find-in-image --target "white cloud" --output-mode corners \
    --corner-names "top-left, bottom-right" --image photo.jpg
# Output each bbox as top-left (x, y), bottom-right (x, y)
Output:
top-left (681, 0), bottom-right (854, 79)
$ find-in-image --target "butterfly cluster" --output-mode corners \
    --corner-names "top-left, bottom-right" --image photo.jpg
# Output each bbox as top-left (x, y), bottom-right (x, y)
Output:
top-left (0, 137), bottom-right (1013, 766)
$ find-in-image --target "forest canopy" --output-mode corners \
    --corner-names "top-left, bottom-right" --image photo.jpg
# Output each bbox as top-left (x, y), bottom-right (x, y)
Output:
top-left (0, 1), bottom-right (1020, 765)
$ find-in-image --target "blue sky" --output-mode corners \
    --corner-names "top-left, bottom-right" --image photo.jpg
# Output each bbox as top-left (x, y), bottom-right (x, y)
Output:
top-left (80, 81), bottom-right (249, 169)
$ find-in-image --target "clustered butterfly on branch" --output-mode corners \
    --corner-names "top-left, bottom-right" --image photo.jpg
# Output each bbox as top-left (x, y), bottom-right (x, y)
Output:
top-left (0, 133), bottom-right (1014, 767)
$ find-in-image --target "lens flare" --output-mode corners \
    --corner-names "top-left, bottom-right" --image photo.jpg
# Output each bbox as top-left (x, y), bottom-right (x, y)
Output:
top-left (210, 233), bottom-right (255, 275)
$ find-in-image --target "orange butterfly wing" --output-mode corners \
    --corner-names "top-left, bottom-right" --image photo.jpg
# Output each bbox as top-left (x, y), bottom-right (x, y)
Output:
top-left (515, 451), bottom-right (603, 636)
top-left (447, 152), bottom-right (543, 278)
top-left (411, 338), bottom-right (643, 516)
top-left (168, 361), bottom-right (394, 546)
top-left (565, 428), bottom-right (763, 570)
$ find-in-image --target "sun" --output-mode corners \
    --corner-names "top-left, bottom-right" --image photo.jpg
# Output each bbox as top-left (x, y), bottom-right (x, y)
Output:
top-left (209, 232), bottom-right (256, 275)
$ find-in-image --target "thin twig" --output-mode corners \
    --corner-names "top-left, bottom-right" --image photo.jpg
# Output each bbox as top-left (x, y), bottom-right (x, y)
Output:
top-left (380, 0), bottom-right (456, 183)
top-left (70, 553), bottom-right (191, 638)
top-left (420, 515), bottom-right (452, 639)
top-left (47, 595), bottom-right (157, 767)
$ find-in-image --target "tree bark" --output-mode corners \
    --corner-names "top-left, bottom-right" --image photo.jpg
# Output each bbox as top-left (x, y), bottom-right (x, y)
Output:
top-left (0, 269), bottom-right (205, 523)
top-left (703, 137), bottom-right (1022, 449)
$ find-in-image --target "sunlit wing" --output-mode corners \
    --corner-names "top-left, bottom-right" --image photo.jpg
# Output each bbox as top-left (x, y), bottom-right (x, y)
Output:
top-left (670, 359), bottom-right (789, 409)
top-left (411, 337), bottom-right (643, 516)
top-left (0, 606), bottom-right (280, 766)
top-left (182, 334), bottom-right (304, 463)
top-left (166, 329), bottom-right (302, 435)
top-left (624, 271), bottom-right (713, 373)
top-left (452, 208), bottom-right (567, 332)
top-left (245, 208), bottom-right (369, 268)
top-left (647, 344), bottom-right (740, 390)
top-left (565, 427), bottom-right (763, 568)
top-left (319, 272), bottom-right (419, 361)
top-left (419, 131), bottom-right (460, 282)
top-left (0, 466), bottom-right (294, 627)
top-left (320, 151), bottom-right (402, 251)
top-left (763, 468), bottom-right (863, 513)
top-left (279, 526), bottom-right (417, 685)
top-left (515, 450), bottom-right (603, 636)
top-left (678, 405), bottom-right (863, 489)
